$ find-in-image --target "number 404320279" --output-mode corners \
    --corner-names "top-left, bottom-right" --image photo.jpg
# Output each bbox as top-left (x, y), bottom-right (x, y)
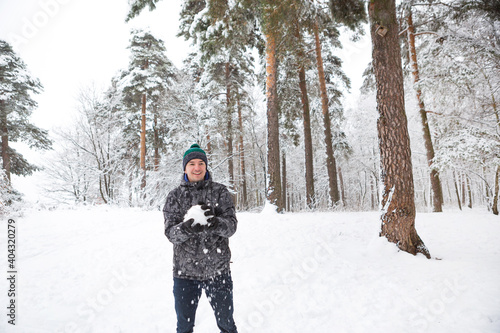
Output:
top-left (7, 219), bottom-right (16, 270)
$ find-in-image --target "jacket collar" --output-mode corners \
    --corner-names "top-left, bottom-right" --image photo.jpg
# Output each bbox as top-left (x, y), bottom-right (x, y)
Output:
top-left (181, 171), bottom-right (212, 189)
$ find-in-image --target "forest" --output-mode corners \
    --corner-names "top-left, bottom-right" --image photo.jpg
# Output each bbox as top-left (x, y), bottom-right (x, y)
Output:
top-left (1, 1), bottom-right (499, 220)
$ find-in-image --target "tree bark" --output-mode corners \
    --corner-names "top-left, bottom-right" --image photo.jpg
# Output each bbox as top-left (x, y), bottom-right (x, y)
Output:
top-left (406, 9), bottom-right (443, 212)
top-left (369, 0), bottom-right (430, 258)
top-left (140, 92), bottom-right (147, 189)
top-left (313, 20), bottom-right (340, 206)
top-left (493, 166), bottom-right (499, 215)
top-left (282, 151), bottom-right (287, 211)
top-left (226, 62), bottom-right (235, 192)
top-left (206, 134), bottom-right (212, 156)
top-left (294, 21), bottom-right (315, 209)
top-left (265, 32), bottom-right (283, 211)
top-left (236, 89), bottom-right (247, 208)
top-left (491, 80), bottom-right (499, 215)
top-left (153, 111), bottom-right (160, 171)
top-left (466, 174), bottom-right (472, 208)
top-left (298, 65), bottom-right (315, 209)
top-left (483, 166), bottom-right (491, 211)
top-left (453, 170), bottom-right (462, 210)
top-left (461, 173), bottom-right (466, 207)
top-left (338, 166), bottom-right (346, 207)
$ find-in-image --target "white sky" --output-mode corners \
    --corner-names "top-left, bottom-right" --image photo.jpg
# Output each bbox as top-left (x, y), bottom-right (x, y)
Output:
top-left (0, 0), bottom-right (371, 201)
top-left (0, 0), bottom-right (190, 130)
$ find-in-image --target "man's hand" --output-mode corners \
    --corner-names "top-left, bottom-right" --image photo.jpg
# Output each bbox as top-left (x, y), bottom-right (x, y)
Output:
top-left (200, 204), bottom-right (223, 230)
top-left (180, 218), bottom-right (206, 234)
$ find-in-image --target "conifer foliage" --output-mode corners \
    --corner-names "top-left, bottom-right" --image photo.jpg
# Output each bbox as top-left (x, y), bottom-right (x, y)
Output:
top-left (0, 40), bottom-right (52, 182)
top-left (119, 29), bottom-right (175, 190)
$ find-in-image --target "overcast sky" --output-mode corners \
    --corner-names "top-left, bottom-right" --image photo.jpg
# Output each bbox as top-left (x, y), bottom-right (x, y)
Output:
top-left (0, 0), bottom-right (190, 130)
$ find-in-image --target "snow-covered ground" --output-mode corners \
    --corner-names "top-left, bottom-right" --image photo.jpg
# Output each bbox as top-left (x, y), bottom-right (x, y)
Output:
top-left (1, 207), bottom-right (499, 333)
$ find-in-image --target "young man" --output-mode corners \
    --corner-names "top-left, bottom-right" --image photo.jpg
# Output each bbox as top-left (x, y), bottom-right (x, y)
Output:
top-left (163, 144), bottom-right (238, 333)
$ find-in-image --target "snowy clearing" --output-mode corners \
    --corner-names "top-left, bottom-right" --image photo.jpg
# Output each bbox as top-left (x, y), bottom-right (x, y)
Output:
top-left (1, 207), bottom-right (499, 333)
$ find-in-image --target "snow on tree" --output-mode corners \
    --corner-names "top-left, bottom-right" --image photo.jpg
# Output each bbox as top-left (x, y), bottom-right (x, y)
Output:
top-left (0, 40), bottom-right (52, 182)
top-left (407, 1), bottom-right (500, 214)
top-left (401, 4), bottom-right (444, 212)
top-left (42, 83), bottom-right (124, 205)
top-left (177, 0), bottom-right (257, 203)
top-left (119, 28), bottom-right (175, 191)
top-left (0, 40), bottom-right (51, 212)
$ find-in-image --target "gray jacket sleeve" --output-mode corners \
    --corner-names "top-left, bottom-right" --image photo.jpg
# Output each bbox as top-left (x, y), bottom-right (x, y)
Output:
top-left (212, 186), bottom-right (237, 238)
top-left (163, 189), bottom-right (191, 244)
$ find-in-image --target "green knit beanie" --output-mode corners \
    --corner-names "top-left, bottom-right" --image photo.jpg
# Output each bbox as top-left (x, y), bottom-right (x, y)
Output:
top-left (183, 144), bottom-right (208, 170)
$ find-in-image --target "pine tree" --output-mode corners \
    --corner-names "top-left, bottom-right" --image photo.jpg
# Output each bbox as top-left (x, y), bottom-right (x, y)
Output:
top-left (289, 1), bottom-right (316, 209)
top-left (179, 0), bottom-right (256, 197)
top-left (368, 0), bottom-right (430, 258)
top-left (119, 29), bottom-right (175, 190)
top-left (0, 40), bottom-right (52, 182)
top-left (126, 0), bottom-right (162, 22)
top-left (403, 5), bottom-right (444, 212)
top-left (256, 0), bottom-right (298, 211)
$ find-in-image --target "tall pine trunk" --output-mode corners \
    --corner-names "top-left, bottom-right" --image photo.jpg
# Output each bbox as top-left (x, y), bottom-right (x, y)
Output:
top-left (294, 20), bottom-right (315, 209)
top-left (265, 32), bottom-right (283, 211)
top-left (298, 65), bottom-right (315, 208)
top-left (140, 93), bottom-right (147, 189)
top-left (407, 9), bottom-right (443, 212)
top-left (313, 20), bottom-right (340, 206)
top-left (369, 0), bottom-right (430, 258)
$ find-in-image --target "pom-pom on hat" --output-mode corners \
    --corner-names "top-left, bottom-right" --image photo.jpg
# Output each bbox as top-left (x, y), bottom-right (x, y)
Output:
top-left (183, 144), bottom-right (208, 171)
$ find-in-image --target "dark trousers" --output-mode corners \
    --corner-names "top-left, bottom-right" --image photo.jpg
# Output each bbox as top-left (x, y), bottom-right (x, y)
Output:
top-left (173, 272), bottom-right (238, 333)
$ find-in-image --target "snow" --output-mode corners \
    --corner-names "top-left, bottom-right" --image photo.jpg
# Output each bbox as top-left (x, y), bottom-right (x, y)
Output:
top-left (1, 207), bottom-right (499, 333)
top-left (260, 200), bottom-right (279, 215)
top-left (184, 204), bottom-right (211, 226)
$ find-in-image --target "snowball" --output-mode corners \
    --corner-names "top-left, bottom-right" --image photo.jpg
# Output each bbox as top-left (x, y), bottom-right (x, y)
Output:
top-left (184, 205), bottom-right (211, 226)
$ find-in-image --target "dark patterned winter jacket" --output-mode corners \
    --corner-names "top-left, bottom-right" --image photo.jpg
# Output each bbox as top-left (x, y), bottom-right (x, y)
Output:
top-left (163, 177), bottom-right (237, 280)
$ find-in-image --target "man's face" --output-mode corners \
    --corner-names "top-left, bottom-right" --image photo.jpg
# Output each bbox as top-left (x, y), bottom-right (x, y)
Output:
top-left (185, 158), bottom-right (207, 182)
